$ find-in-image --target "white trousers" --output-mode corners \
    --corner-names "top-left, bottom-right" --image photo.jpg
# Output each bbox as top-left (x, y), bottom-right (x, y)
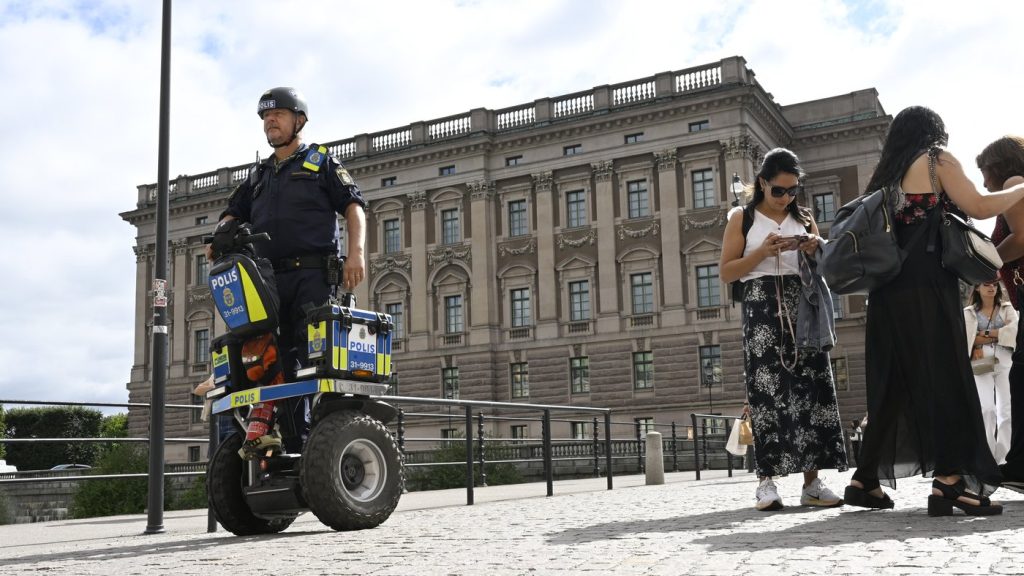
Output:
top-left (973, 345), bottom-right (1013, 463)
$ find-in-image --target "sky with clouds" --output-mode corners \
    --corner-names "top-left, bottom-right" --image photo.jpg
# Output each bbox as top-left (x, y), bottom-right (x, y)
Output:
top-left (0, 0), bottom-right (1020, 413)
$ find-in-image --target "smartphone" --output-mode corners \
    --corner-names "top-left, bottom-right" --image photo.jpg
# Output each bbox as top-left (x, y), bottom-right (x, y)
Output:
top-left (776, 235), bottom-right (808, 250)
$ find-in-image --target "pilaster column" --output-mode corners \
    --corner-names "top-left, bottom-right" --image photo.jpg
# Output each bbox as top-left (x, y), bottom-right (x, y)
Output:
top-left (656, 150), bottom-right (685, 317)
top-left (132, 245), bottom-right (151, 374)
top-left (721, 135), bottom-right (761, 201)
top-left (407, 191), bottom-right (429, 350)
top-left (533, 172), bottom-right (557, 339)
top-left (171, 239), bottom-right (189, 377)
top-left (468, 180), bottom-right (496, 345)
top-left (592, 161), bottom-right (618, 332)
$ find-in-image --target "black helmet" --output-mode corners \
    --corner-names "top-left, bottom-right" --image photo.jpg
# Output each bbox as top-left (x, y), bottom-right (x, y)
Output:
top-left (257, 87), bottom-right (308, 119)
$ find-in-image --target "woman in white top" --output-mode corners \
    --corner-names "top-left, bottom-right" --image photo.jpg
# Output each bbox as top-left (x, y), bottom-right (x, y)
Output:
top-left (964, 279), bottom-right (1018, 463)
top-left (719, 148), bottom-right (848, 512)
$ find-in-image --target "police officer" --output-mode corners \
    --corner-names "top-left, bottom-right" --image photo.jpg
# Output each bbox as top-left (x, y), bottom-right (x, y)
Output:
top-left (208, 87), bottom-right (367, 448)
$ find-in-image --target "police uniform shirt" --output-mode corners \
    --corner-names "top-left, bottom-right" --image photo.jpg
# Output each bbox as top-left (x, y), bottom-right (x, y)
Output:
top-left (222, 144), bottom-right (366, 262)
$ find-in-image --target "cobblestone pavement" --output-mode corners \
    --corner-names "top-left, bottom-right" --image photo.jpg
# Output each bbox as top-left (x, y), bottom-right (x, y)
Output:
top-left (2, 469), bottom-right (1023, 575)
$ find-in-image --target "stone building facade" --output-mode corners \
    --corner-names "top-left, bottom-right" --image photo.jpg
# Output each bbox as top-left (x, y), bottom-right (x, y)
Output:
top-left (121, 56), bottom-right (888, 462)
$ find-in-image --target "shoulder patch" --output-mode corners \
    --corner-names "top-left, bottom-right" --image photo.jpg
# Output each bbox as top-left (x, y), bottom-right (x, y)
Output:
top-left (335, 167), bottom-right (354, 186)
top-left (302, 145), bottom-right (329, 172)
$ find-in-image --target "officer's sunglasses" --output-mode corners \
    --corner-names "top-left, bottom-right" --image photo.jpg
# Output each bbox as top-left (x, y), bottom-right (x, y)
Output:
top-left (769, 184), bottom-right (803, 198)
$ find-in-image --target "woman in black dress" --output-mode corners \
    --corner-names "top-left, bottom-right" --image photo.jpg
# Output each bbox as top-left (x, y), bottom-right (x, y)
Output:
top-left (845, 106), bottom-right (1024, 516)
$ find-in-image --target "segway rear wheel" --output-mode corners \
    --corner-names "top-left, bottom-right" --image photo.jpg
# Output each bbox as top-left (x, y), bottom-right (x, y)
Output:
top-left (300, 410), bottom-right (404, 531)
top-left (207, 432), bottom-right (296, 535)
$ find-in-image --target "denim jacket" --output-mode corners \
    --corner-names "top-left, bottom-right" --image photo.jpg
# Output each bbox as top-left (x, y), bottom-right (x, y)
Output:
top-left (796, 247), bottom-right (836, 352)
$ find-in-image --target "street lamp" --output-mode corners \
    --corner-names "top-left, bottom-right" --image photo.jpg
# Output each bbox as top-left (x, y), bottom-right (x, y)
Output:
top-left (701, 358), bottom-right (721, 469)
top-left (731, 173), bottom-right (745, 207)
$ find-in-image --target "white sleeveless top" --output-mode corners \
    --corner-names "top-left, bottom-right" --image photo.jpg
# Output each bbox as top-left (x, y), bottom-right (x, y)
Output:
top-left (734, 207), bottom-right (806, 281)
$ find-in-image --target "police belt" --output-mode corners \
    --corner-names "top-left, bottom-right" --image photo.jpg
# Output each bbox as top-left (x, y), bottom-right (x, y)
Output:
top-left (274, 254), bottom-right (328, 272)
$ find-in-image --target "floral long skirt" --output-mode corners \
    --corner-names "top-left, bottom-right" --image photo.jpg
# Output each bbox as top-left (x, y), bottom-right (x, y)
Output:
top-left (742, 275), bottom-right (849, 478)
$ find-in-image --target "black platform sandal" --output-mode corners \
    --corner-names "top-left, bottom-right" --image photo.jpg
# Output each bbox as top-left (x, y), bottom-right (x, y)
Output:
top-left (928, 478), bottom-right (1002, 517)
top-left (844, 479), bottom-right (895, 509)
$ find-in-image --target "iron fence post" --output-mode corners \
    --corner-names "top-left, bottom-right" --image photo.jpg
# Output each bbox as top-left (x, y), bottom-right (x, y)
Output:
top-left (671, 421), bottom-right (679, 472)
top-left (592, 417), bottom-right (599, 477)
top-left (477, 412), bottom-right (487, 487)
top-left (465, 405), bottom-right (474, 505)
top-left (206, 415), bottom-right (217, 533)
top-left (634, 421), bottom-right (644, 473)
top-left (542, 409), bottom-right (553, 496)
top-left (604, 412), bottom-right (613, 489)
top-left (690, 413), bottom-right (700, 481)
top-left (397, 408), bottom-right (408, 493)
top-left (725, 420), bottom-right (734, 477)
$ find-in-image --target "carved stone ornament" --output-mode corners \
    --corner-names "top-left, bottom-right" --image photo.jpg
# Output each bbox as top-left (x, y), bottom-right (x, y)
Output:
top-left (656, 150), bottom-right (678, 171)
top-left (133, 245), bottom-right (153, 263)
top-left (172, 238), bottom-right (190, 256)
top-left (532, 172), bottom-right (553, 193)
top-left (617, 221), bottom-right (661, 240)
top-left (557, 229), bottom-right (597, 250)
top-left (720, 134), bottom-right (762, 164)
top-left (428, 244), bottom-right (472, 269)
top-left (407, 191), bottom-right (427, 211)
top-left (468, 180), bottom-right (496, 200)
top-left (370, 254), bottom-right (412, 276)
top-left (681, 210), bottom-right (727, 231)
top-left (188, 286), bottom-right (212, 304)
top-left (591, 161), bottom-right (614, 183)
top-left (498, 239), bottom-right (536, 257)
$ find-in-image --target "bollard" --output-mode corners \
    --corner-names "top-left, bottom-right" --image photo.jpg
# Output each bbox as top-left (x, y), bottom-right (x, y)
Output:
top-left (645, 431), bottom-right (665, 485)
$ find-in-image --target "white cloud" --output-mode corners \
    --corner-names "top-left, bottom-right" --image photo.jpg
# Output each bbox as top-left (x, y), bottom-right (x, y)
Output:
top-left (0, 0), bottom-right (1020, 410)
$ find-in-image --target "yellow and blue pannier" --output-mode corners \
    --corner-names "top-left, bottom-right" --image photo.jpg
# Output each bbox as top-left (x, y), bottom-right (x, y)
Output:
top-left (208, 254), bottom-right (280, 338)
top-left (305, 303), bottom-right (393, 383)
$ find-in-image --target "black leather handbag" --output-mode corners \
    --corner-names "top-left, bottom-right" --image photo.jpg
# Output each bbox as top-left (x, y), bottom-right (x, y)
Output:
top-left (928, 149), bottom-right (1002, 285)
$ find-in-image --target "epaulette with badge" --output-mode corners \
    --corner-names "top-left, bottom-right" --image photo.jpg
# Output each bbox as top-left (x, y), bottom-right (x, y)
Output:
top-left (304, 143), bottom-right (355, 186)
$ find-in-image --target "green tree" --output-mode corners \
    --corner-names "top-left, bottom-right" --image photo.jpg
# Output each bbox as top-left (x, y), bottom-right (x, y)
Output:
top-left (405, 434), bottom-right (523, 492)
top-left (3, 407), bottom-right (103, 470)
top-left (69, 444), bottom-right (157, 518)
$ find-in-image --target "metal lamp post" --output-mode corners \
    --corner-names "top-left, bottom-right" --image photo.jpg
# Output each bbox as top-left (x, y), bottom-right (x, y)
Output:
top-left (701, 358), bottom-right (720, 469)
top-left (731, 173), bottom-right (745, 207)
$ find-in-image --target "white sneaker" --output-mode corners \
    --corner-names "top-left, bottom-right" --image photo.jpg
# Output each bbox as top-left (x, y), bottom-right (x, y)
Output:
top-left (800, 477), bottom-right (844, 507)
top-left (755, 478), bottom-right (784, 511)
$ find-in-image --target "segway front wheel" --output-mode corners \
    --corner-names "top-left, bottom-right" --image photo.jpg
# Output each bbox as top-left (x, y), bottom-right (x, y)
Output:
top-left (300, 410), bottom-right (404, 531)
top-left (207, 432), bottom-right (296, 535)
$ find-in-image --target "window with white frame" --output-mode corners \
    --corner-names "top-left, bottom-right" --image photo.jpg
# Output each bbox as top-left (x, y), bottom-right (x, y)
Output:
top-left (510, 362), bottom-right (529, 398)
top-left (688, 120), bottom-right (710, 132)
top-left (633, 351), bottom-right (654, 389)
top-left (383, 218), bottom-right (401, 254)
top-left (441, 208), bottom-right (460, 244)
top-left (630, 272), bottom-right (653, 315)
top-left (692, 169), bottom-right (715, 209)
top-left (566, 189), bottom-right (587, 228)
top-left (508, 199), bottom-right (528, 237)
top-left (832, 292), bottom-right (844, 319)
top-left (194, 329), bottom-right (209, 364)
top-left (439, 165), bottom-right (456, 176)
top-left (381, 176), bottom-right (397, 187)
top-left (627, 180), bottom-right (650, 219)
top-left (635, 417), bottom-right (655, 434)
top-left (570, 356), bottom-right (590, 394)
top-left (569, 280), bottom-right (590, 321)
top-left (442, 367), bottom-right (459, 399)
top-left (444, 295), bottom-right (463, 333)
top-left (194, 254), bottom-right (208, 285)
top-left (188, 446), bottom-right (201, 462)
top-left (385, 302), bottom-right (404, 339)
top-left (699, 345), bottom-right (722, 388)
top-left (571, 421), bottom-right (589, 440)
top-left (624, 132), bottom-right (644, 144)
top-left (195, 216), bottom-right (208, 226)
top-left (506, 155), bottom-right (522, 167)
top-left (511, 424), bottom-right (527, 442)
top-left (696, 264), bottom-right (720, 307)
top-left (563, 144), bottom-right (582, 156)
top-left (510, 287), bottom-right (531, 327)
top-left (814, 192), bottom-right (836, 223)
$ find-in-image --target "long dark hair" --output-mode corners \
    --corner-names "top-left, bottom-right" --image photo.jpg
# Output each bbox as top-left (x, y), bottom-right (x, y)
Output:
top-left (746, 147), bottom-right (811, 226)
top-left (977, 135), bottom-right (1024, 188)
top-left (970, 281), bottom-right (1004, 310)
top-left (865, 106), bottom-right (948, 193)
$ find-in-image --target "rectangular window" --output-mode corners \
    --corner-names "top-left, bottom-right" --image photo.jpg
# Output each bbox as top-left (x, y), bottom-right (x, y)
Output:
top-left (630, 272), bottom-right (653, 315)
top-left (633, 351), bottom-right (654, 389)
top-left (505, 155), bottom-right (522, 167)
top-left (569, 280), bottom-right (591, 321)
top-left (381, 176), bottom-right (397, 187)
top-left (699, 345), bottom-right (722, 389)
top-left (441, 428), bottom-right (459, 444)
top-left (689, 120), bottom-right (710, 132)
top-left (692, 169), bottom-right (715, 209)
top-left (194, 255), bottom-right (209, 285)
top-left (439, 165), bottom-right (456, 176)
top-left (696, 264), bottom-right (720, 307)
top-left (624, 132), bottom-right (644, 144)
top-left (442, 367), bottom-right (459, 399)
top-left (441, 208), bottom-right (460, 244)
top-left (566, 190), bottom-right (586, 228)
top-left (571, 422), bottom-right (589, 440)
top-left (510, 362), bottom-right (529, 398)
top-left (195, 216), bottom-right (208, 226)
top-left (814, 193), bottom-right (836, 223)
top-left (510, 288), bottom-right (531, 327)
top-left (194, 329), bottom-right (210, 364)
top-left (190, 394), bottom-right (204, 425)
top-left (510, 424), bottom-right (527, 443)
top-left (635, 417), bottom-right (655, 434)
top-left (444, 295), bottom-right (463, 334)
top-left (508, 199), bottom-right (528, 237)
top-left (627, 180), bottom-right (650, 219)
top-left (832, 357), bottom-right (849, 390)
top-left (383, 218), bottom-right (401, 254)
top-left (570, 356), bottom-right (590, 394)
top-left (188, 446), bottom-right (201, 463)
top-left (563, 144), bottom-right (582, 156)
top-left (385, 303), bottom-right (404, 339)
top-left (832, 292), bottom-right (844, 320)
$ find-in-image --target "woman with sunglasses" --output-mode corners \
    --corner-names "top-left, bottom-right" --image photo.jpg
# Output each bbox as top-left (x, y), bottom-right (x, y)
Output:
top-left (964, 279), bottom-right (1017, 464)
top-left (977, 135), bottom-right (1024, 490)
top-left (720, 148), bottom-right (848, 512)
top-left (845, 107), bottom-right (1024, 516)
